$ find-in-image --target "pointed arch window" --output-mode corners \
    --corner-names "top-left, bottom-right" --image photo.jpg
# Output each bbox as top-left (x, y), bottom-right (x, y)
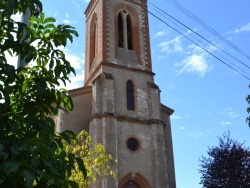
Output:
top-left (92, 20), bottom-right (97, 58)
top-left (119, 173), bottom-right (151, 188)
top-left (124, 181), bottom-right (140, 188)
top-left (127, 80), bottom-right (135, 111)
top-left (89, 16), bottom-right (97, 70)
top-left (118, 13), bottom-right (124, 48)
top-left (118, 10), bottom-right (133, 50)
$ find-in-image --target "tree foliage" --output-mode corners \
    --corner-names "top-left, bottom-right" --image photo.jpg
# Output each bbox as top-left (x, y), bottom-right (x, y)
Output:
top-left (0, 1), bottom-right (86, 187)
top-left (246, 92), bottom-right (250, 127)
top-left (199, 132), bottom-right (250, 188)
top-left (66, 130), bottom-right (116, 188)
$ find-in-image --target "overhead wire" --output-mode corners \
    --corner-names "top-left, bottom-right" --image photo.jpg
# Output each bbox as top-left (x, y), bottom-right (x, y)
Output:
top-left (147, 1), bottom-right (250, 79)
top-left (149, 1), bottom-right (250, 71)
top-left (128, 0), bottom-right (250, 80)
top-left (165, 0), bottom-right (250, 61)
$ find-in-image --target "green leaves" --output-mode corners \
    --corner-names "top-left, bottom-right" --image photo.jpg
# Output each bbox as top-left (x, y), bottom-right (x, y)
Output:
top-left (0, 1), bottom-right (85, 187)
top-left (21, 168), bottom-right (35, 187)
top-left (76, 157), bottom-right (87, 179)
top-left (29, 12), bottom-right (78, 49)
top-left (4, 161), bottom-right (20, 174)
top-left (66, 131), bottom-right (116, 187)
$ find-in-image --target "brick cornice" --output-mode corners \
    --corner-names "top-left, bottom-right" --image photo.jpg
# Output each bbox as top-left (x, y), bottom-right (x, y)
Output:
top-left (85, 0), bottom-right (99, 17)
top-left (161, 104), bottom-right (174, 115)
top-left (84, 61), bottom-right (155, 86)
top-left (90, 113), bottom-right (164, 125)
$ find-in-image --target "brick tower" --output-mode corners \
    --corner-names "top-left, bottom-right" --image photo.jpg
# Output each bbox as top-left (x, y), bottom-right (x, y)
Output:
top-left (56, 0), bottom-right (176, 187)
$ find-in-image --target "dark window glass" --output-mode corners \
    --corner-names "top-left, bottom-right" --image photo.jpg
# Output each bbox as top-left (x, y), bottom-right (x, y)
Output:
top-left (127, 137), bottom-right (139, 151)
top-left (118, 13), bottom-right (124, 48)
top-left (127, 80), bottom-right (134, 111)
top-left (93, 21), bottom-right (96, 57)
top-left (127, 15), bottom-right (132, 50)
top-left (89, 17), bottom-right (97, 70)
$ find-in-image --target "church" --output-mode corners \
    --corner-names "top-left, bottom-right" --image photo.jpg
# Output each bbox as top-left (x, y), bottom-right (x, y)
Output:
top-left (56, 0), bottom-right (176, 187)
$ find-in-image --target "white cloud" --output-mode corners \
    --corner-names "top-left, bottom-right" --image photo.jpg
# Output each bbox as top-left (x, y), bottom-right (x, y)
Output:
top-left (62, 50), bottom-right (84, 90)
top-left (5, 45), bottom-right (84, 90)
top-left (173, 42), bottom-right (215, 77)
top-left (234, 22), bottom-right (250, 34)
top-left (175, 54), bottom-right (211, 77)
top-left (156, 55), bottom-right (167, 60)
top-left (63, 13), bottom-right (71, 24)
top-left (63, 19), bottom-right (70, 24)
top-left (11, 13), bottom-right (22, 22)
top-left (158, 35), bottom-right (183, 54)
top-left (171, 114), bottom-right (182, 120)
top-left (74, 0), bottom-right (89, 3)
top-left (153, 30), bottom-right (168, 38)
top-left (4, 52), bottom-right (18, 68)
top-left (188, 44), bottom-right (204, 54)
top-left (187, 131), bottom-right (210, 138)
top-left (179, 126), bottom-right (185, 130)
top-left (220, 108), bottom-right (240, 119)
top-left (220, 121), bottom-right (232, 126)
top-left (53, 11), bottom-right (59, 18)
top-left (66, 69), bottom-right (84, 90)
top-left (64, 50), bottom-right (84, 70)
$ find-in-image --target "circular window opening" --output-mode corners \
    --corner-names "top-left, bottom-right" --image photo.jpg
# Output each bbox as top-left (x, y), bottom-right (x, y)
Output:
top-left (127, 137), bottom-right (139, 151)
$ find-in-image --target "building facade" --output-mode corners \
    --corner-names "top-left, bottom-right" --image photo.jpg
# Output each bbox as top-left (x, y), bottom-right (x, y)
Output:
top-left (56, 0), bottom-right (176, 187)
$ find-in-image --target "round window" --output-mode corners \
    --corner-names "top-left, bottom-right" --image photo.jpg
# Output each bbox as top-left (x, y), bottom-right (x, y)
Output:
top-left (127, 137), bottom-right (139, 151)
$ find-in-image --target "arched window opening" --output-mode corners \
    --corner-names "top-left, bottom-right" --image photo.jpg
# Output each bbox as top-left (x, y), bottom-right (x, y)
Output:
top-left (119, 173), bottom-right (151, 188)
top-left (118, 13), bottom-right (124, 48)
top-left (89, 16), bottom-right (97, 71)
top-left (124, 181), bottom-right (140, 188)
top-left (117, 10), bottom-right (133, 50)
top-left (93, 20), bottom-right (97, 57)
top-left (127, 80), bottom-right (135, 111)
top-left (127, 15), bottom-right (132, 50)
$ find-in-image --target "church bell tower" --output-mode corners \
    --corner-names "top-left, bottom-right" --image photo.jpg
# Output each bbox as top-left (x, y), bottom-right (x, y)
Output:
top-left (57, 0), bottom-right (176, 187)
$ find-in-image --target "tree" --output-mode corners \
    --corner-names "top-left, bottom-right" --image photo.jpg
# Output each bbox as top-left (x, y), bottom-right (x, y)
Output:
top-left (0, 1), bottom-right (86, 187)
top-left (66, 130), bottom-right (116, 188)
top-left (246, 93), bottom-right (250, 127)
top-left (199, 132), bottom-right (250, 188)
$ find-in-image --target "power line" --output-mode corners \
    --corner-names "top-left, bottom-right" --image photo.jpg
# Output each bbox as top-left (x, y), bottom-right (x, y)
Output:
top-left (165, 0), bottom-right (250, 61)
top-left (148, 1), bottom-right (250, 71)
top-left (147, 1), bottom-right (250, 79)
top-left (128, 0), bottom-right (250, 80)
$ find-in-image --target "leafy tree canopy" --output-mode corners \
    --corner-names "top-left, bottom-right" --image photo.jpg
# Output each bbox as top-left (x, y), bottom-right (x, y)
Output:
top-left (199, 132), bottom-right (250, 188)
top-left (66, 130), bottom-right (116, 188)
top-left (0, 0), bottom-right (86, 187)
top-left (246, 92), bottom-right (250, 127)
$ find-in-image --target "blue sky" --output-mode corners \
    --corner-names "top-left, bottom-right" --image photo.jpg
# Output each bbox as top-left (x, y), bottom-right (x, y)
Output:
top-left (41, 0), bottom-right (250, 187)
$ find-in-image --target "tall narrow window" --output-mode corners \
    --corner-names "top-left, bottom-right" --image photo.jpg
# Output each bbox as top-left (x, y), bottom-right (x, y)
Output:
top-left (127, 15), bottom-right (132, 50)
top-left (117, 10), bottom-right (133, 50)
top-left (93, 21), bottom-right (97, 57)
top-left (89, 16), bottom-right (97, 70)
top-left (118, 13), bottom-right (124, 48)
top-left (127, 80), bottom-right (135, 111)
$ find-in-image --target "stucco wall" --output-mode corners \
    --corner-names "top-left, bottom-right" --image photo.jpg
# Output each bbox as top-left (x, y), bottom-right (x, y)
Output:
top-left (101, 64), bottom-right (161, 121)
top-left (57, 86), bottom-right (92, 134)
top-left (161, 105), bottom-right (176, 188)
